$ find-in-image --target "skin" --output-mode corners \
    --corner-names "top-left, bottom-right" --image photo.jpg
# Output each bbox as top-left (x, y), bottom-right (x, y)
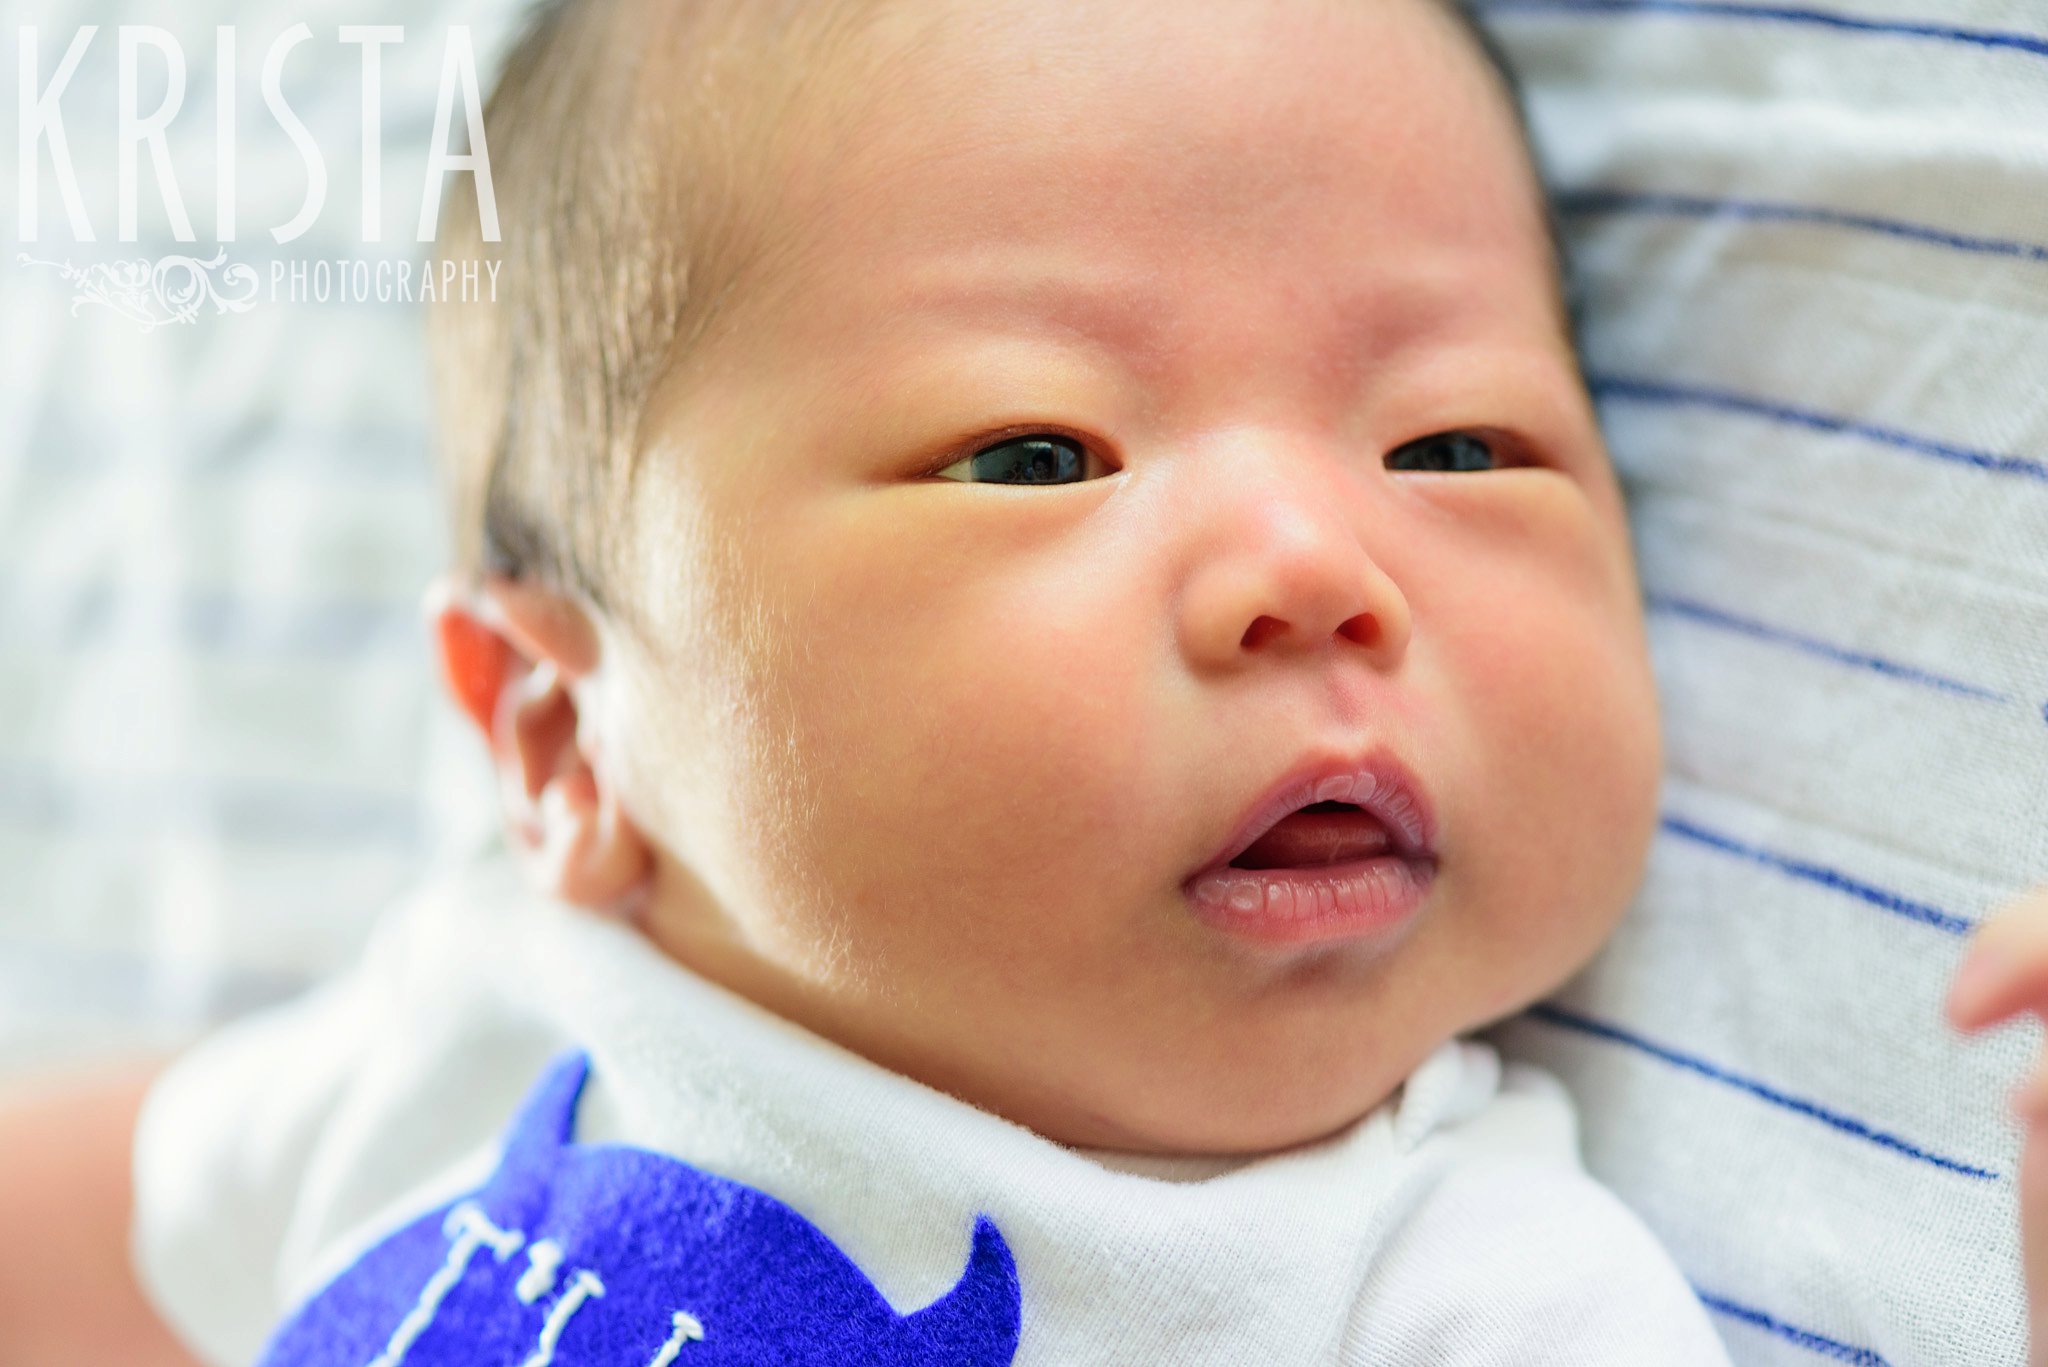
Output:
top-left (1948, 886), bottom-right (2048, 1367)
top-left (0, 1056), bottom-right (203, 1367)
top-left (567, 0), bottom-right (1666, 1155)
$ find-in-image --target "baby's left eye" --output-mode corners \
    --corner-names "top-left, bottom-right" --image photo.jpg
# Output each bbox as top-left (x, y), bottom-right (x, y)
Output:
top-left (1384, 431), bottom-right (1501, 473)
top-left (934, 434), bottom-right (1104, 485)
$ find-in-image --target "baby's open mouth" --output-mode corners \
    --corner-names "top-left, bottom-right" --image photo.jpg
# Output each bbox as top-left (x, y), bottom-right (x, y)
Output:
top-left (1227, 801), bottom-right (1394, 870)
top-left (1184, 752), bottom-right (1436, 945)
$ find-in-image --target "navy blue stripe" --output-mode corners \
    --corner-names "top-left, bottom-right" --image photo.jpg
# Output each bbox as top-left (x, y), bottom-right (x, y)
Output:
top-left (1646, 593), bottom-right (2013, 704)
top-left (0, 940), bottom-right (315, 1021)
top-left (1528, 1003), bottom-right (2001, 1180)
top-left (1591, 374), bottom-right (2048, 483)
top-left (0, 761), bottom-right (423, 848)
top-left (1694, 1288), bottom-right (1895, 1366)
top-left (1475, 0), bottom-right (2048, 61)
top-left (0, 582), bottom-right (420, 658)
top-left (1661, 814), bottom-right (1974, 936)
top-left (1561, 189), bottom-right (2048, 265)
top-left (176, 592), bottom-right (418, 656)
top-left (15, 419), bottom-right (433, 481)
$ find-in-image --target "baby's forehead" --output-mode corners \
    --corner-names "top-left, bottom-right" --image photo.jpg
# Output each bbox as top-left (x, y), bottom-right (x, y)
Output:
top-left (622, 0), bottom-right (1523, 189)
top-left (693, 8), bottom-right (1559, 349)
top-left (680, 3), bottom-right (1543, 264)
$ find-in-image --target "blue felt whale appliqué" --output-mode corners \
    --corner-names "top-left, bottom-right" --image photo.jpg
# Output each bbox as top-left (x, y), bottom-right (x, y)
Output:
top-left (252, 1049), bottom-right (1022, 1366)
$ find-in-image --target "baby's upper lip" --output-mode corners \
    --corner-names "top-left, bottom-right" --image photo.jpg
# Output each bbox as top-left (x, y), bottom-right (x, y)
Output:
top-left (1186, 747), bottom-right (1440, 880)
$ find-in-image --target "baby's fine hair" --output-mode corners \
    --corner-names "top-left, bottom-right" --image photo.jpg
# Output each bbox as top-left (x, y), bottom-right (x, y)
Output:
top-left (426, 0), bottom-right (1570, 634)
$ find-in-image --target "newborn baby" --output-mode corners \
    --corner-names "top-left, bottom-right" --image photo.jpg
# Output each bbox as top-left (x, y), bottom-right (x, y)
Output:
top-left (426, 0), bottom-right (1665, 1165)
top-left (6, 0), bottom-right (1745, 1361)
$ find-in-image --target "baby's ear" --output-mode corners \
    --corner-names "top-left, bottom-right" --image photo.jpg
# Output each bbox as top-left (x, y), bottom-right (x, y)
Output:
top-left (423, 573), bottom-right (652, 918)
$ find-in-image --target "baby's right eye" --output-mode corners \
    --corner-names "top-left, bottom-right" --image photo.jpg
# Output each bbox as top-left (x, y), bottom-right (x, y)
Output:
top-left (1383, 431), bottom-right (1502, 473)
top-left (934, 434), bottom-right (1106, 485)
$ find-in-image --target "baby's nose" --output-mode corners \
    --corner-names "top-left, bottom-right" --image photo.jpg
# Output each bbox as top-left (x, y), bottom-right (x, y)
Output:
top-left (1171, 443), bottom-right (1414, 676)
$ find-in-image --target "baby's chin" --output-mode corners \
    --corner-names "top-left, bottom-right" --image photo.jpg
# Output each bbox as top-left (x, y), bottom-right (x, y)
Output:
top-left (956, 1017), bottom-right (1447, 1160)
top-left (959, 948), bottom-right (1593, 1158)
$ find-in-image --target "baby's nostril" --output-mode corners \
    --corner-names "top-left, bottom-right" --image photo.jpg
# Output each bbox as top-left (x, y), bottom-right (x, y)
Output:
top-left (1242, 615), bottom-right (1286, 650)
top-left (1338, 611), bottom-right (1379, 647)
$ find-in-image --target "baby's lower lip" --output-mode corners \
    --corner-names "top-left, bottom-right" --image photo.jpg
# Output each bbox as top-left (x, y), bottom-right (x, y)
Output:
top-left (1181, 854), bottom-right (1435, 948)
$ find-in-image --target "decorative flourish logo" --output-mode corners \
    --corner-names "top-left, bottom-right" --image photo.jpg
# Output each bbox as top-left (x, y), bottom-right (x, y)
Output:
top-left (17, 248), bottom-right (259, 331)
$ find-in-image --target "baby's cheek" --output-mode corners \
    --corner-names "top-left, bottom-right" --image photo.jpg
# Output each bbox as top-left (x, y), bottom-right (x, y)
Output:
top-left (751, 524), bottom-right (1155, 941)
top-left (1408, 475), bottom-right (1662, 942)
top-left (1406, 468), bottom-right (1642, 606)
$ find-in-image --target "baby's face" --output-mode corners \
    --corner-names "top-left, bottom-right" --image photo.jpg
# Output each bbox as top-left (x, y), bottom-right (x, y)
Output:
top-left (601, 0), bottom-right (1661, 1153)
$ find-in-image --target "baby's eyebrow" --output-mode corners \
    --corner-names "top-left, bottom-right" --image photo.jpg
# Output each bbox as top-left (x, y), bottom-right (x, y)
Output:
top-left (888, 255), bottom-right (1563, 400)
top-left (900, 265), bottom-right (1165, 358)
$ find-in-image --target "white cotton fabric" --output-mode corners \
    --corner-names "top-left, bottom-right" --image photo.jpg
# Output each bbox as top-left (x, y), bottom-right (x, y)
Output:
top-left (131, 848), bottom-right (1731, 1367)
top-left (1475, 4), bottom-right (2048, 1365)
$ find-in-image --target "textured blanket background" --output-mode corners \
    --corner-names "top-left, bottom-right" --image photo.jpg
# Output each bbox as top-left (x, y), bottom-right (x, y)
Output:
top-left (1479, 3), bottom-right (2048, 1363)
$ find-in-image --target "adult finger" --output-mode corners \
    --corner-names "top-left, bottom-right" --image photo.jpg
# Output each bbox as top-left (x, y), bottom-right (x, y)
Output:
top-left (1947, 888), bottom-right (2048, 1033)
top-left (2024, 1114), bottom-right (2048, 1367)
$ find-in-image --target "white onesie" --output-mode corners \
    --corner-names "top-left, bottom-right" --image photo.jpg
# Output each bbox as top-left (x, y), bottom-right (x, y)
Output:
top-left (131, 848), bottom-right (1733, 1365)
